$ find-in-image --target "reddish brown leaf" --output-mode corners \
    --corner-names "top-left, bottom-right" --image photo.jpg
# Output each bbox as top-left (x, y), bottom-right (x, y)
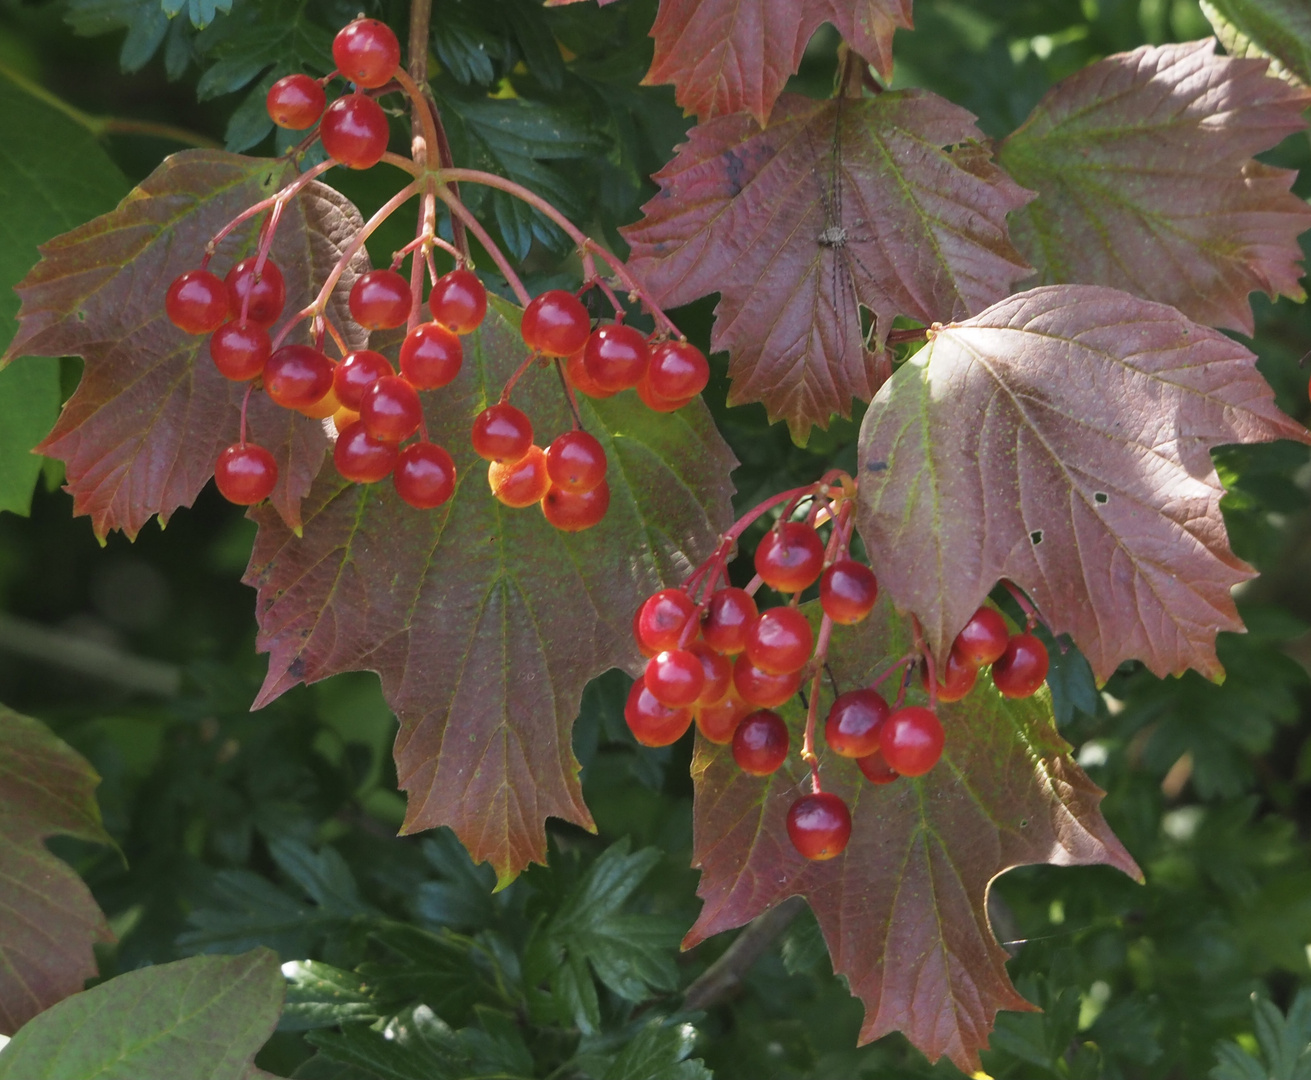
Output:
top-left (855, 285), bottom-right (1311, 683)
top-left (0, 705), bottom-right (113, 1034)
top-left (623, 93), bottom-right (1032, 442)
top-left (999, 39), bottom-right (1311, 335)
top-left (686, 599), bottom-right (1138, 1072)
top-left (4, 150), bottom-right (369, 540)
top-left (246, 300), bottom-right (735, 886)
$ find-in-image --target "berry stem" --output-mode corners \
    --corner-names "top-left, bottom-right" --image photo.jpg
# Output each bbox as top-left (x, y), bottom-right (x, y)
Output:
top-left (552, 357), bottom-right (585, 430)
top-left (912, 615), bottom-right (937, 711)
top-left (800, 611), bottom-right (836, 793)
top-left (202, 158), bottom-right (336, 267)
top-left (238, 382), bottom-right (254, 444)
top-left (582, 268), bottom-right (627, 319)
top-left (868, 654), bottom-right (913, 693)
top-left (432, 185), bottom-right (530, 305)
top-left (499, 353), bottom-right (541, 402)
top-left (1002, 580), bottom-right (1043, 632)
top-left (723, 484), bottom-right (823, 545)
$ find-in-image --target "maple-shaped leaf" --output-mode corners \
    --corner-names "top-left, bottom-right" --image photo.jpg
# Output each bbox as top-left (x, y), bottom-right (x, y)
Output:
top-left (998, 39), bottom-right (1311, 336)
top-left (854, 285), bottom-right (1311, 683)
top-left (623, 92), bottom-right (1033, 442)
top-left (246, 299), bottom-right (735, 887)
top-left (4, 150), bottom-right (370, 540)
top-left (685, 597), bottom-right (1139, 1072)
top-left (0, 705), bottom-right (113, 1035)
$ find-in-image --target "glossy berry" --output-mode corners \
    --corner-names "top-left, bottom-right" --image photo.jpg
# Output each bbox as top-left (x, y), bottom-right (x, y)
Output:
top-left (394, 442), bottom-right (456, 508)
top-left (266, 74), bottom-right (325, 129)
top-left (701, 588), bottom-right (758, 655)
top-left (521, 290), bottom-right (590, 357)
top-left (583, 324), bottom-right (649, 392)
top-left (333, 421), bottom-right (398, 483)
top-left (787, 792), bottom-right (852, 861)
top-left (624, 678), bottom-right (692, 747)
top-left (644, 649), bottom-right (705, 708)
top-left (744, 606), bottom-right (813, 675)
top-left (647, 340), bottom-right (709, 401)
top-left (332, 18), bottom-right (401, 89)
top-left (733, 655), bottom-right (802, 708)
top-left (991, 633), bottom-right (1049, 698)
top-left (349, 269), bottom-right (412, 330)
top-left (215, 443), bottom-right (277, 504)
top-left (635, 589), bottom-right (697, 654)
top-left (546, 430), bottom-right (606, 493)
top-left (732, 709), bottom-right (789, 776)
top-left (209, 321), bottom-right (270, 381)
top-left (333, 350), bottom-right (394, 410)
top-left (264, 344), bottom-right (334, 410)
top-left (695, 690), bottom-right (750, 745)
top-left (689, 641), bottom-right (732, 706)
top-left (166, 269), bottom-right (228, 334)
top-left (857, 749), bottom-right (900, 785)
top-left (541, 482), bottom-right (609, 531)
top-left (320, 93), bottom-right (390, 169)
top-left (225, 258), bottom-right (285, 327)
top-left (755, 522), bottom-right (825, 593)
top-left (634, 370), bottom-right (692, 413)
top-left (565, 349), bottom-right (615, 399)
top-left (297, 385), bottom-right (341, 420)
top-left (819, 561), bottom-right (878, 624)
top-left (927, 648), bottom-right (977, 703)
top-left (488, 445), bottom-right (549, 508)
top-left (953, 607), bottom-right (1010, 668)
top-left (880, 707), bottom-right (944, 777)
top-left (471, 403), bottom-right (533, 463)
top-left (429, 269), bottom-right (487, 333)
top-left (360, 374), bottom-right (423, 443)
top-left (399, 322), bottom-right (462, 389)
top-left (824, 688), bottom-right (891, 758)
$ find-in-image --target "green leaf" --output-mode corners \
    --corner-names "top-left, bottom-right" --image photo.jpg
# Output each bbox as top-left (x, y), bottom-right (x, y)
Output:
top-left (281, 961), bottom-right (378, 1032)
top-left (1212, 989), bottom-right (1311, 1079)
top-left (1202, 0), bottom-right (1311, 86)
top-left (599, 1019), bottom-right (713, 1080)
top-left (64, 0), bottom-right (170, 71)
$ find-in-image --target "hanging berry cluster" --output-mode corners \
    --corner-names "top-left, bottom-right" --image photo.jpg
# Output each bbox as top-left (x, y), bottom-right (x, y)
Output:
top-left (162, 17), bottom-right (709, 527)
top-left (626, 473), bottom-right (1052, 863)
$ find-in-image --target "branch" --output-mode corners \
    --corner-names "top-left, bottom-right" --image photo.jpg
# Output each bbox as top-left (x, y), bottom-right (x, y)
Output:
top-left (0, 613), bottom-right (181, 697)
top-left (683, 896), bottom-right (807, 1011)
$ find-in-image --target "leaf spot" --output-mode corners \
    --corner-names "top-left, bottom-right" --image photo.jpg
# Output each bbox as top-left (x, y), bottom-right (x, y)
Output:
top-left (866, 460), bottom-right (888, 473)
top-left (1094, 492), bottom-right (1108, 504)
top-left (1030, 530), bottom-right (1043, 546)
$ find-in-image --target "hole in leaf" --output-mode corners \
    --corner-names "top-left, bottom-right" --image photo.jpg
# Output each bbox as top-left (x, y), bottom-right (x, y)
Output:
top-left (1095, 492), bottom-right (1108, 504)
top-left (1030, 530), bottom-right (1043, 545)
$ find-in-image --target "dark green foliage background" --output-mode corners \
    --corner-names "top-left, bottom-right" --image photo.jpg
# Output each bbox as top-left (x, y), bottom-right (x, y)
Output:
top-left (1, 0), bottom-right (1311, 1076)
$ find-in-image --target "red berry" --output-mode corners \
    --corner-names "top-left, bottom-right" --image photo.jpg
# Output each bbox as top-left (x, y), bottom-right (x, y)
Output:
top-left (297, 385), bottom-right (342, 420)
top-left (541, 482), bottom-right (609, 531)
top-left (225, 258), bottom-right (285, 327)
top-left (695, 690), bottom-right (750, 745)
top-left (166, 269), bottom-right (228, 334)
top-left (333, 420), bottom-right (398, 483)
top-left (215, 443), bottom-right (277, 505)
top-left (787, 792), bottom-right (851, 861)
top-left (429, 269), bottom-right (486, 333)
top-left (926, 647), bottom-right (977, 703)
top-left (320, 93), bottom-right (390, 169)
top-left (521, 290), bottom-right (590, 357)
top-left (755, 522), bottom-right (825, 593)
top-left (991, 633), bottom-right (1049, 698)
top-left (360, 375), bottom-right (423, 443)
top-left (624, 678), bottom-right (692, 747)
top-left (857, 749), bottom-right (900, 784)
top-left (819, 561), bottom-right (878, 624)
top-left (399, 322), bottom-right (463, 389)
top-left (349, 269), bottom-right (412, 330)
top-left (733, 655), bottom-right (802, 708)
top-left (953, 607), bottom-right (1010, 668)
top-left (266, 74), bottom-right (325, 129)
top-left (333, 18), bottom-right (401, 88)
top-left (744, 606), bottom-right (813, 675)
top-left (644, 649), bottom-right (705, 708)
top-left (635, 589), bottom-right (697, 654)
top-left (546, 430), bottom-right (606, 493)
top-left (647, 340), bottom-right (709, 401)
top-left (471, 403), bottom-right (533, 463)
top-left (209, 321), bottom-right (270, 381)
top-left (732, 709), bottom-right (789, 776)
top-left (583, 324), bottom-right (649, 392)
top-left (701, 588), bottom-right (758, 655)
top-left (264, 344), bottom-right (334, 409)
top-left (633, 608), bottom-right (655, 659)
top-left (333, 350), bottom-right (394, 410)
top-left (488, 445), bottom-right (549, 507)
top-left (688, 641), bottom-right (733, 706)
top-left (880, 707), bottom-right (944, 777)
top-left (635, 369), bottom-right (693, 413)
top-left (394, 441), bottom-right (456, 508)
top-left (824, 688), bottom-right (890, 758)
top-left (566, 349), bottom-right (615, 399)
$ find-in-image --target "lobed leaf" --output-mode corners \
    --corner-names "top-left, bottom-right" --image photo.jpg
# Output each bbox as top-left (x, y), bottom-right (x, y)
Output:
top-left (1201, 0), bottom-right (1311, 87)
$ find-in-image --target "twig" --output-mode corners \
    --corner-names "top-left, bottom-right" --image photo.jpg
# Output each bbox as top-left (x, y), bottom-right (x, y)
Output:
top-left (683, 897), bottom-right (807, 1011)
top-left (0, 613), bottom-right (181, 697)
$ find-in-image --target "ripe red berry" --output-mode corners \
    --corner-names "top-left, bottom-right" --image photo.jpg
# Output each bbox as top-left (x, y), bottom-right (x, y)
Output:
top-left (647, 340), bottom-right (709, 401)
top-left (333, 18), bottom-right (401, 88)
top-left (583, 324), bottom-right (649, 392)
top-left (644, 649), bottom-right (705, 708)
top-left (819, 561), bottom-right (878, 624)
top-left (429, 269), bottom-right (486, 333)
top-left (635, 589), bottom-right (697, 654)
top-left (953, 607), bottom-right (1010, 668)
top-left (361, 375), bottom-right (423, 443)
top-left (695, 690), bottom-right (750, 745)
top-left (926, 647), bottom-right (977, 703)
top-left (266, 74), bottom-right (326, 129)
top-left (488, 444), bottom-right (549, 507)
top-left (744, 606), bottom-right (813, 675)
top-left (225, 258), bottom-right (286, 327)
top-left (824, 688), bottom-right (890, 758)
top-left (333, 350), bottom-right (394, 410)
top-left (399, 322), bottom-right (463, 389)
top-left (541, 482), bottom-right (609, 531)
top-left (320, 93), bottom-right (390, 169)
top-left (264, 344), bottom-right (334, 410)
top-left (333, 420), bottom-right (398, 483)
top-left (471, 403), bottom-right (533, 463)
top-left (880, 707), bottom-right (944, 777)
top-left (702, 588), bottom-right (758, 655)
top-left (349, 269), bottom-right (412, 330)
top-left (566, 349), bottom-right (615, 399)
top-left (394, 441), bottom-right (456, 508)
top-left (635, 370), bottom-right (693, 413)
top-left (991, 633), bottom-right (1049, 698)
top-left (546, 430), bottom-right (606, 493)
top-left (215, 443), bottom-right (277, 505)
top-left (209, 321), bottom-right (270, 381)
top-left (857, 749), bottom-right (900, 785)
top-left (688, 641), bottom-right (732, 706)
top-left (732, 709), bottom-right (789, 776)
top-left (624, 678), bottom-right (692, 747)
top-left (755, 522), bottom-right (825, 593)
top-left (733, 655), bottom-right (802, 708)
top-left (521, 290), bottom-right (590, 357)
top-left (166, 269), bottom-right (229, 334)
top-left (787, 792), bottom-right (852, 861)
